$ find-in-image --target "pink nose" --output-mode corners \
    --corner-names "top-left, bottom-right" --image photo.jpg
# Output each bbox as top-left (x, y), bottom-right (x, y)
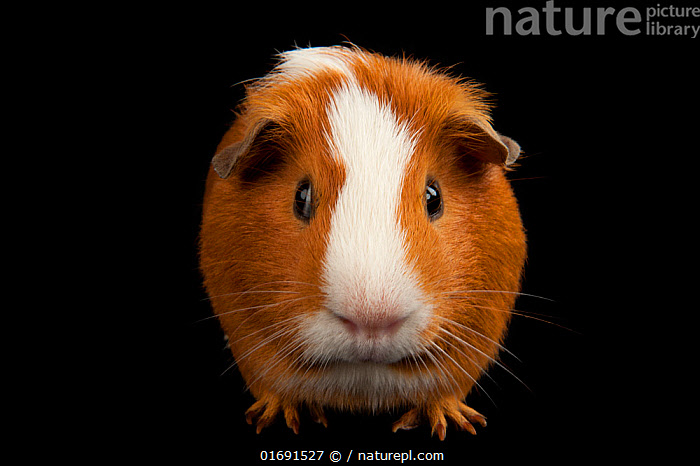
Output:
top-left (335, 314), bottom-right (406, 338)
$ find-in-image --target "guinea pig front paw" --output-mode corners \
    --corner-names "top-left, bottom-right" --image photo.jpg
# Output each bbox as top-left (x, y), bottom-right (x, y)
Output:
top-left (245, 394), bottom-right (301, 434)
top-left (391, 398), bottom-right (487, 441)
top-left (245, 394), bottom-right (328, 434)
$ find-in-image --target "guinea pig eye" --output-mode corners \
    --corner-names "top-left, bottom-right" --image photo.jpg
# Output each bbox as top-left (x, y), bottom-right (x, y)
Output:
top-left (425, 180), bottom-right (443, 220)
top-left (294, 180), bottom-right (314, 222)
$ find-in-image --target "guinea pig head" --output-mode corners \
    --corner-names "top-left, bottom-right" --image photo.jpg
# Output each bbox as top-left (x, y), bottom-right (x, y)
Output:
top-left (199, 46), bottom-right (527, 422)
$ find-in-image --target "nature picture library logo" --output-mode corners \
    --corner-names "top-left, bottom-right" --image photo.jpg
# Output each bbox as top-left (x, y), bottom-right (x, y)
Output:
top-left (486, 1), bottom-right (700, 38)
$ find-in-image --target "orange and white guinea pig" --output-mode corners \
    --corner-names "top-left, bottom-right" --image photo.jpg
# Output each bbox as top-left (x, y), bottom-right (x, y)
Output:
top-left (199, 45), bottom-right (527, 440)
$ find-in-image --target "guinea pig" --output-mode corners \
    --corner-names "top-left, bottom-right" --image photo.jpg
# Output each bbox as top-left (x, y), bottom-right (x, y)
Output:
top-left (199, 45), bottom-right (526, 440)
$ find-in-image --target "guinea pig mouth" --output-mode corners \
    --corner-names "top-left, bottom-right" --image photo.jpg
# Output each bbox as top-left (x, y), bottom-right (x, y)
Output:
top-left (341, 340), bottom-right (416, 365)
top-left (355, 351), bottom-right (402, 364)
top-left (322, 352), bottom-right (409, 366)
top-left (301, 338), bottom-right (412, 365)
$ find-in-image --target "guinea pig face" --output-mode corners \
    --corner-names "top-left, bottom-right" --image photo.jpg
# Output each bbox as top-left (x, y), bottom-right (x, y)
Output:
top-left (200, 46), bottom-right (527, 434)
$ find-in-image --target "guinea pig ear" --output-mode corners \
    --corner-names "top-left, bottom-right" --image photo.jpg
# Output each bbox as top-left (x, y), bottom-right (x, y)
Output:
top-left (498, 134), bottom-right (521, 166)
top-left (451, 117), bottom-right (521, 167)
top-left (212, 118), bottom-right (272, 179)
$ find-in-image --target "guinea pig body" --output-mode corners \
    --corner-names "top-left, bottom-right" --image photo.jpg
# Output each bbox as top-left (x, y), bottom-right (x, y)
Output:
top-left (199, 46), bottom-right (526, 439)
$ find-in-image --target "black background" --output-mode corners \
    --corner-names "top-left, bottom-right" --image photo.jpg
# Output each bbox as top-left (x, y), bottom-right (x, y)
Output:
top-left (117, 2), bottom-right (697, 463)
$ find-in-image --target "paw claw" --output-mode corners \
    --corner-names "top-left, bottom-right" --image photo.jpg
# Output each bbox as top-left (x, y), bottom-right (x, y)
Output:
top-left (289, 418), bottom-right (300, 435)
top-left (392, 408), bottom-right (421, 432)
top-left (432, 422), bottom-right (447, 441)
top-left (459, 419), bottom-right (477, 436)
top-left (245, 399), bottom-right (267, 425)
top-left (245, 395), bottom-right (282, 434)
top-left (459, 403), bottom-right (487, 428)
top-left (394, 398), bottom-right (486, 439)
top-left (246, 396), bottom-right (329, 434)
top-left (284, 404), bottom-right (301, 434)
top-left (309, 404), bottom-right (328, 428)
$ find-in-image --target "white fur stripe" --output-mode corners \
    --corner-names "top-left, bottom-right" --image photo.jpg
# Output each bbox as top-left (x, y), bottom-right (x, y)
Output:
top-left (321, 82), bottom-right (423, 322)
top-left (276, 46), bottom-right (355, 80)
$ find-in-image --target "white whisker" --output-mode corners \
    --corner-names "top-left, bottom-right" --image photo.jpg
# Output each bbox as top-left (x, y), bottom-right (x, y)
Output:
top-left (429, 341), bottom-right (496, 407)
top-left (202, 280), bottom-right (321, 302)
top-left (434, 315), bottom-right (521, 362)
top-left (204, 290), bottom-right (302, 301)
top-left (422, 340), bottom-right (462, 399)
top-left (248, 336), bottom-right (307, 391)
top-left (469, 303), bottom-right (576, 333)
top-left (437, 293), bottom-right (574, 333)
top-left (439, 289), bottom-right (554, 302)
top-left (438, 327), bottom-right (530, 392)
top-left (432, 331), bottom-right (496, 384)
top-left (225, 315), bottom-right (303, 349)
top-left (222, 323), bottom-right (300, 375)
top-left (199, 295), bottom-right (319, 323)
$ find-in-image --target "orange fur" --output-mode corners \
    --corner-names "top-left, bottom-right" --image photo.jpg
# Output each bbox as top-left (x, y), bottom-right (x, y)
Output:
top-left (199, 46), bottom-right (526, 438)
